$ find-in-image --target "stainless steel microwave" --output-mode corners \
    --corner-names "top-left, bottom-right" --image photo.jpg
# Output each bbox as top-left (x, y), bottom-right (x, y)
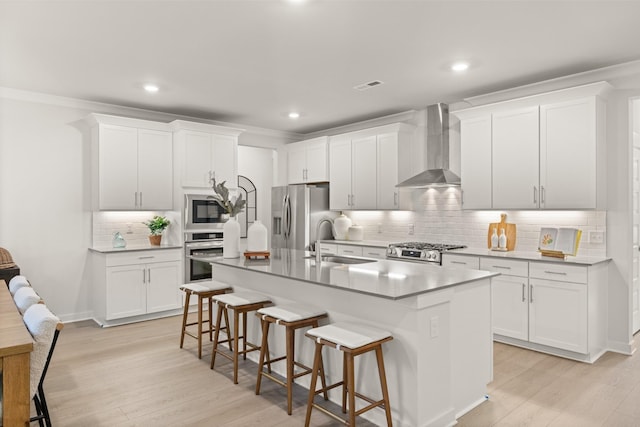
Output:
top-left (184, 194), bottom-right (226, 230)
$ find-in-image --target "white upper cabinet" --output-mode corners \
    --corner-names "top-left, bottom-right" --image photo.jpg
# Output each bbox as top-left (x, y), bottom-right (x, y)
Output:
top-left (454, 82), bottom-right (610, 210)
top-left (89, 115), bottom-right (173, 211)
top-left (540, 97), bottom-right (597, 209)
top-left (492, 107), bottom-right (540, 209)
top-left (460, 115), bottom-right (492, 210)
top-left (328, 123), bottom-right (415, 211)
top-left (178, 129), bottom-right (239, 188)
top-left (287, 137), bottom-right (328, 184)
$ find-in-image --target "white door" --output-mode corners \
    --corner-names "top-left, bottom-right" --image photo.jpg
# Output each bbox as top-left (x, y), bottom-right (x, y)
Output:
top-left (529, 279), bottom-right (588, 353)
top-left (377, 133), bottom-right (399, 209)
top-left (305, 139), bottom-right (328, 182)
top-left (492, 107), bottom-right (540, 209)
top-left (540, 97), bottom-right (597, 209)
top-left (329, 138), bottom-right (352, 210)
top-left (351, 135), bottom-right (377, 209)
top-left (287, 144), bottom-right (306, 184)
top-left (99, 125), bottom-right (138, 209)
top-left (182, 130), bottom-right (213, 187)
top-left (492, 276), bottom-right (529, 340)
top-left (633, 118), bottom-right (640, 332)
top-left (460, 115), bottom-right (492, 209)
top-left (137, 129), bottom-right (173, 210)
top-left (106, 264), bottom-right (146, 320)
top-left (146, 261), bottom-right (181, 313)
top-left (212, 134), bottom-right (238, 186)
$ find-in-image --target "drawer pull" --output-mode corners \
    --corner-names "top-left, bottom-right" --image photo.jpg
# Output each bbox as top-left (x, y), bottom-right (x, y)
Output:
top-left (451, 261), bottom-right (467, 265)
top-left (493, 265), bottom-right (512, 270)
top-left (139, 256), bottom-right (155, 260)
top-left (366, 252), bottom-right (379, 256)
top-left (544, 271), bottom-right (567, 275)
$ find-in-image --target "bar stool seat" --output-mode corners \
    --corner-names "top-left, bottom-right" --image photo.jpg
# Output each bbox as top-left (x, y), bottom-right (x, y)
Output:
top-left (255, 304), bottom-right (329, 415)
top-left (179, 280), bottom-right (232, 359)
top-left (305, 322), bottom-right (394, 426)
top-left (210, 291), bottom-right (272, 384)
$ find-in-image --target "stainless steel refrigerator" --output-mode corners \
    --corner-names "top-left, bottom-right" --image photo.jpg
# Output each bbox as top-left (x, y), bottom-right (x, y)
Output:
top-left (271, 184), bottom-right (336, 251)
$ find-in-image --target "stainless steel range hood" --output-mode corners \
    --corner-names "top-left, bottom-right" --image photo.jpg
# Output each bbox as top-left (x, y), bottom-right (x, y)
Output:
top-left (396, 103), bottom-right (461, 188)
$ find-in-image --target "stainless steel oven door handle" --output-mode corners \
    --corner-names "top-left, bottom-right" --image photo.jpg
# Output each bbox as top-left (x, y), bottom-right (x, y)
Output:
top-left (185, 241), bottom-right (223, 250)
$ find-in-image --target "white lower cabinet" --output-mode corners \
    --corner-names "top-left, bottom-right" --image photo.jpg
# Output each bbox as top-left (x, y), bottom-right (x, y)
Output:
top-left (492, 275), bottom-right (529, 341)
top-left (441, 253), bottom-right (480, 269)
top-left (92, 249), bottom-right (182, 325)
top-left (337, 245), bottom-right (362, 257)
top-left (317, 242), bottom-right (387, 259)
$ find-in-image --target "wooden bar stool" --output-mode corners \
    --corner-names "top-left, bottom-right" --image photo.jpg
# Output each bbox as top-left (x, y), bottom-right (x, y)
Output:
top-left (179, 281), bottom-right (232, 359)
top-left (255, 304), bottom-right (329, 415)
top-left (210, 291), bottom-right (272, 384)
top-left (304, 323), bottom-right (394, 427)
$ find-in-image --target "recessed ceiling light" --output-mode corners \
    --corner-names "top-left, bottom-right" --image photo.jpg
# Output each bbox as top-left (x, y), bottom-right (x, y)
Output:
top-left (288, 112), bottom-right (300, 119)
top-left (451, 62), bottom-right (469, 72)
top-left (144, 84), bottom-right (159, 93)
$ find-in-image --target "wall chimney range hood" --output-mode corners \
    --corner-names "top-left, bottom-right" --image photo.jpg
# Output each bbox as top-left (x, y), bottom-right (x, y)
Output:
top-left (396, 103), bottom-right (461, 188)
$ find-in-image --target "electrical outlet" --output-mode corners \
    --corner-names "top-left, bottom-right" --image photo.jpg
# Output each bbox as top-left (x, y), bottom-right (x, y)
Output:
top-left (589, 230), bottom-right (605, 244)
top-left (408, 223), bottom-right (414, 235)
top-left (126, 223), bottom-right (133, 234)
top-left (430, 316), bottom-right (439, 338)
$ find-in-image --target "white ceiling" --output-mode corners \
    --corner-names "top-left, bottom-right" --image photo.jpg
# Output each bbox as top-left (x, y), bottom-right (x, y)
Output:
top-left (2, 0), bottom-right (640, 134)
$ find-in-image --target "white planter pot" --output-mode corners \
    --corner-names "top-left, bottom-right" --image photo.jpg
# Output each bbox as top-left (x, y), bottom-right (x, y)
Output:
top-left (223, 216), bottom-right (241, 258)
top-left (247, 220), bottom-right (268, 252)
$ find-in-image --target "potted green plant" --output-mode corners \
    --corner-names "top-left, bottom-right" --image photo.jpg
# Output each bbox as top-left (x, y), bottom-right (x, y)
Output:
top-left (143, 215), bottom-right (170, 246)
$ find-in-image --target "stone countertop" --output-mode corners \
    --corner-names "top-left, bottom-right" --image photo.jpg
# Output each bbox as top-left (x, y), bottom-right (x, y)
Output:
top-left (89, 244), bottom-right (183, 254)
top-left (211, 248), bottom-right (497, 300)
top-left (448, 248), bottom-right (610, 266)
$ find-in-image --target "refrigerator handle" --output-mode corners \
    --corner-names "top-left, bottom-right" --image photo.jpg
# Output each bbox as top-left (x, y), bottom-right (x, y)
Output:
top-left (283, 194), bottom-right (292, 240)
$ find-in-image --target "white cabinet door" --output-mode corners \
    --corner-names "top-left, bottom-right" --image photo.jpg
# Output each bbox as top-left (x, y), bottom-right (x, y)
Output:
top-left (492, 276), bottom-right (529, 341)
top-left (99, 125), bottom-right (138, 210)
top-left (137, 129), bottom-right (173, 210)
top-left (329, 138), bottom-right (352, 210)
top-left (182, 130), bottom-right (214, 188)
top-left (441, 254), bottom-right (480, 270)
top-left (377, 133), bottom-right (399, 209)
top-left (337, 245), bottom-right (363, 257)
top-left (287, 144), bottom-right (306, 184)
top-left (351, 135), bottom-right (377, 209)
top-left (106, 264), bottom-right (146, 320)
top-left (540, 97), bottom-right (596, 209)
top-left (146, 261), bottom-right (181, 313)
top-left (361, 246), bottom-right (387, 259)
top-left (305, 139), bottom-right (328, 182)
top-left (460, 115), bottom-right (492, 209)
top-left (212, 134), bottom-right (238, 186)
top-left (529, 278), bottom-right (588, 353)
top-left (492, 107), bottom-right (540, 209)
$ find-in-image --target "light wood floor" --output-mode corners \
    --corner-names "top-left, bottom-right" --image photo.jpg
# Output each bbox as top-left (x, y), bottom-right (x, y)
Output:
top-left (45, 315), bottom-right (640, 426)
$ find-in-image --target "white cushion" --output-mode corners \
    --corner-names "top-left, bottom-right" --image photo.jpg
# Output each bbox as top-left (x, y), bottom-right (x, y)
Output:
top-left (8, 275), bottom-right (30, 296)
top-left (181, 280), bottom-right (231, 293)
top-left (258, 304), bottom-right (326, 322)
top-left (213, 292), bottom-right (271, 307)
top-left (23, 304), bottom-right (60, 398)
top-left (306, 322), bottom-right (392, 349)
top-left (14, 286), bottom-right (41, 315)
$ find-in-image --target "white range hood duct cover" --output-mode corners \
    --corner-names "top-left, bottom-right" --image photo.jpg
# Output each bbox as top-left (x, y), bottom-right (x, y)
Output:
top-left (396, 103), bottom-right (461, 187)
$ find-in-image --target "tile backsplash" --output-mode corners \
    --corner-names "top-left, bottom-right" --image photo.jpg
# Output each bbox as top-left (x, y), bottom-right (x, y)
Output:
top-left (92, 211), bottom-right (182, 248)
top-left (345, 187), bottom-right (606, 257)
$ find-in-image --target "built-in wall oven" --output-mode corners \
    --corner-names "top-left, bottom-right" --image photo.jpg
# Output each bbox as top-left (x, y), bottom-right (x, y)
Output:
top-left (184, 231), bottom-right (223, 284)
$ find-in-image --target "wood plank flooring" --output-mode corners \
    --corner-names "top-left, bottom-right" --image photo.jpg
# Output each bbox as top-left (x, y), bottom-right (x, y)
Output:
top-left (44, 315), bottom-right (640, 426)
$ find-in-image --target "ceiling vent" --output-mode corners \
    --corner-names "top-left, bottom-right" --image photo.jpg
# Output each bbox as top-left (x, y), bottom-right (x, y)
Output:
top-left (353, 80), bottom-right (384, 91)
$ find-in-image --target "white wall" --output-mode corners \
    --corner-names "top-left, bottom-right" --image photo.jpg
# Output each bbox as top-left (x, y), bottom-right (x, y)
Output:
top-left (237, 145), bottom-right (274, 245)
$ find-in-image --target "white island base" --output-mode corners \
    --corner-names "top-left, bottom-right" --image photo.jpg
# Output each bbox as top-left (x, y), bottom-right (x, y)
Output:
top-left (211, 254), bottom-right (493, 427)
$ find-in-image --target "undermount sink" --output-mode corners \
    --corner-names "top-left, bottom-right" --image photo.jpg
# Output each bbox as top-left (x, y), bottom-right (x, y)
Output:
top-left (305, 255), bottom-right (377, 265)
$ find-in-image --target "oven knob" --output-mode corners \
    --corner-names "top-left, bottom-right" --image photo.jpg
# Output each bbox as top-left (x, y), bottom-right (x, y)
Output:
top-left (427, 251), bottom-right (436, 261)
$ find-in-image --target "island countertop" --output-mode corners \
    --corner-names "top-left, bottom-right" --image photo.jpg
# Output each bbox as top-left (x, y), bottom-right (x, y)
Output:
top-left (210, 248), bottom-right (498, 300)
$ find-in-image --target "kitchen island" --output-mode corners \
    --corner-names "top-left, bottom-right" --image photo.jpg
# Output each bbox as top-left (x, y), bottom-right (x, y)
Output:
top-left (211, 249), bottom-right (498, 427)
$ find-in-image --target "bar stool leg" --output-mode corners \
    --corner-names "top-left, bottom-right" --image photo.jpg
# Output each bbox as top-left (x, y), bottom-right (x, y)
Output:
top-left (233, 308), bottom-right (240, 384)
top-left (342, 352), bottom-right (348, 413)
top-left (347, 352), bottom-right (356, 426)
top-left (243, 311), bottom-right (248, 360)
top-left (255, 318), bottom-right (271, 395)
top-left (180, 291), bottom-right (191, 349)
top-left (286, 326), bottom-right (294, 415)
top-left (197, 295), bottom-right (204, 359)
top-left (210, 302), bottom-right (225, 369)
top-left (376, 346), bottom-right (393, 426)
top-left (305, 341), bottom-right (323, 427)
top-left (223, 305), bottom-right (231, 351)
top-left (208, 296), bottom-right (214, 342)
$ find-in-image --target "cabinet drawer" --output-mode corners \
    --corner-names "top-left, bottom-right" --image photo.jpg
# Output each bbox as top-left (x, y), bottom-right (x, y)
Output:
top-left (529, 262), bottom-right (587, 284)
top-left (337, 245), bottom-right (363, 257)
top-left (361, 246), bottom-right (387, 259)
top-left (318, 243), bottom-right (337, 255)
top-left (105, 249), bottom-right (182, 267)
top-left (442, 254), bottom-right (480, 269)
top-left (480, 258), bottom-right (528, 277)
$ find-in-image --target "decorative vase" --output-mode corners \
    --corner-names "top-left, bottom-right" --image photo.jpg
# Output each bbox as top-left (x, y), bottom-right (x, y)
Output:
top-left (112, 231), bottom-right (126, 248)
top-left (333, 213), bottom-right (352, 240)
top-left (223, 216), bottom-right (241, 258)
top-left (149, 235), bottom-right (162, 246)
top-left (247, 220), bottom-right (268, 252)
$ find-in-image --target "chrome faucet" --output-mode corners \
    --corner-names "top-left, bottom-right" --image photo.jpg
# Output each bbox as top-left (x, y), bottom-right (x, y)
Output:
top-left (315, 218), bottom-right (334, 264)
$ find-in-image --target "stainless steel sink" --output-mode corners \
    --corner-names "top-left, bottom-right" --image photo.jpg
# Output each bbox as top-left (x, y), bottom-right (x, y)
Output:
top-left (305, 255), bottom-right (377, 265)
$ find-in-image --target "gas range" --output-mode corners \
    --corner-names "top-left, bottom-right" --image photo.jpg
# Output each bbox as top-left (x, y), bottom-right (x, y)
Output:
top-left (386, 242), bottom-right (467, 264)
